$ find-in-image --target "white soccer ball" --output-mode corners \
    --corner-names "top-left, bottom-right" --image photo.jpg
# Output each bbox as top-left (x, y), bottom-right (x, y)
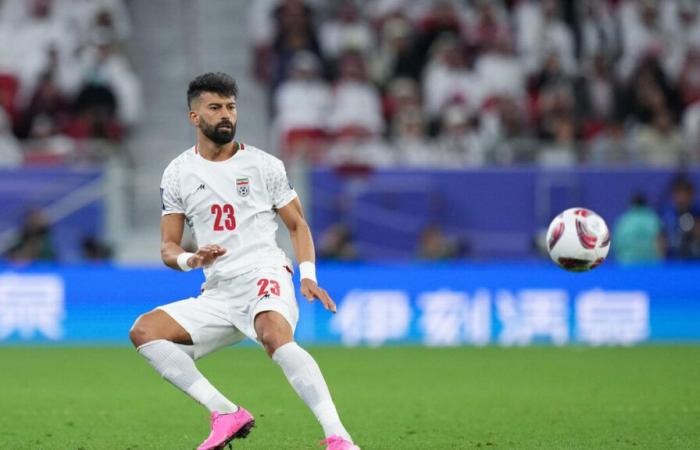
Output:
top-left (546, 207), bottom-right (611, 272)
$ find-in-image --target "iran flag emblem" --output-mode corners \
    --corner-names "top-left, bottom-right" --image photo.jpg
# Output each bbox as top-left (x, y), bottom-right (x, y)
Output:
top-left (236, 178), bottom-right (250, 197)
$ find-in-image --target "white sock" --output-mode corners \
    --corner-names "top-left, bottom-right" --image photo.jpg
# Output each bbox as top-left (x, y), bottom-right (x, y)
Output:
top-left (272, 342), bottom-right (352, 441)
top-left (137, 339), bottom-right (238, 413)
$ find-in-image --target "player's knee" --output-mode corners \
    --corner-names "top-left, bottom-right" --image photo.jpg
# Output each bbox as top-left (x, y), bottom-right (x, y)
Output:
top-left (129, 315), bottom-right (155, 348)
top-left (259, 331), bottom-right (291, 357)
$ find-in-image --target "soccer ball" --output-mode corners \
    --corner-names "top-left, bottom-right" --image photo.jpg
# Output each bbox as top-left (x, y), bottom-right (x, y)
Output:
top-left (546, 207), bottom-right (611, 272)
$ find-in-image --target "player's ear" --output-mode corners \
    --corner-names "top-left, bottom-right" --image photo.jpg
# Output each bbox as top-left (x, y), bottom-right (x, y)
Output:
top-left (188, 110), bottom-right (199, 126)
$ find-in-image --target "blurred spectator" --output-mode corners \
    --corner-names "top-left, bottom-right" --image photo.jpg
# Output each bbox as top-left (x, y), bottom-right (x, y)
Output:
top-left (391, 106), bottom-right (432, 167)
top-left (422, 35), bottom-right (482, 121)
top-left (364, 0), bottom-right (430, 25)
top-left (368, 16), bottom-right (422, 87)
top-left (418, 0), bottom-right (464, 34)
top-left (318, 222), bottom-right (358, 261)
top-left (65, 32), bottom-right (142, 130)
top-left (327, 50), bottom-right (384, 136)
top-left (81, 235), bottom-right (113, 261)
top-left (634, 108), bottom-right (685, 166)
top-left (69, 1), bottom-right (132, 49)
top-left (537, 116), bottom-right (578, 166)
top-left (678, 48), bottom-right (700, 108)
top-left (578, 0), bottom-right (618, 61)
top-left (480, 96), bottom-right (537, 164)
top-left (66, 84), bottom-right (122, 143)
top-left (382, 77), bottom-right (422, 133)
top-left (417, 224), bottom-right (463, 260)
top-left (0, 106), bottom-right (21, 166)
top-left (15, 65), bottom-right (71, 140)
top-left (683, 99), bottom-right (700, 162)
top-left (319, 0), bottom-right (373, 62)
top-left (434, 103), bottom-right (485, 167)
top-left (475, 31), bottom-right (526, 101)
top-left (579, 54), bottom-right (618, 137)
top-left (588, 119), bottom-right (636, 165)
top-left (468, 1), bottom-right (509, 52)
top-left (269, 0), bottom-right (323, 90)
top-left (0, 73), bottom-right (20, 127)
top-left (516, 0), bottom-right (575, 76)
top-left (663, 0), bottom-right (700, 81)
top-left (275, 51), bottom-right (331, 160)
top-left (621, 55), bottom-right (680, 125)
top-left (617, 0), bottom-right (668, 81)
top-left (6, 208), bottom-right (57, 262)
top-left (531, 52), bottom-right (578, 142)
top-left (613, 193), bottom-right (663, 264)
top-left (660, 176), bottom-right (700, 259)
top-left (14, 47), bottom-right (76, 163)
top-left (413, 0), bottom-right (466, 66)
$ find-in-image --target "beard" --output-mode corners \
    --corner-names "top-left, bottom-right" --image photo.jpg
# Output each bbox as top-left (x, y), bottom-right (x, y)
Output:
top-left (200, 118), bottom-right (236, 145)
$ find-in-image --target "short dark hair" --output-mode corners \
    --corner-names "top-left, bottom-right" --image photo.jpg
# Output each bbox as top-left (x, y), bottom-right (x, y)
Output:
top-left (187, 72), bottom-right (238, 108)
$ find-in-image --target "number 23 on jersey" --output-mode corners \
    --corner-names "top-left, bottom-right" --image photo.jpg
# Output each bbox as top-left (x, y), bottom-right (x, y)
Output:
top-left (211, 203), bottom-right (236, 231)
top-left (257, 278), bottom-right (280, 297)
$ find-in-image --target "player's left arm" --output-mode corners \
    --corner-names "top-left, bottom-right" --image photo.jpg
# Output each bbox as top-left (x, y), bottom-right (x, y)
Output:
top-left (278, 197), bottom-right (336, 313)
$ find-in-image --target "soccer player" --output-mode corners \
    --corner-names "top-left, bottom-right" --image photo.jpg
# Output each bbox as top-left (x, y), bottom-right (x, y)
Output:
top-left (129, 73), bottom-right (359, 450)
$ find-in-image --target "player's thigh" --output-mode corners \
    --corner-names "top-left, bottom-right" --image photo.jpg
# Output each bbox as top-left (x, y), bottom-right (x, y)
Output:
top-left (130, 309), bottom-right (193, 346)
top-left (157, 294), bottom-right (245, 359)
top-left (246, 266), bottom-right (299, 341)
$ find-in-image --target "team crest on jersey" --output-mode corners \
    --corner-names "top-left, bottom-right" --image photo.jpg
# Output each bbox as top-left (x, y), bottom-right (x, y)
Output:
top-left (236, 177), bottom-right (250, 197)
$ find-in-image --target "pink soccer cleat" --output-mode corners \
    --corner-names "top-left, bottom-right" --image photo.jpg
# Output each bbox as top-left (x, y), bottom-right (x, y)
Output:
top-left (320, 435), bottom-right (361, 450)
top-left (197, 408), bottom-right (255, 450)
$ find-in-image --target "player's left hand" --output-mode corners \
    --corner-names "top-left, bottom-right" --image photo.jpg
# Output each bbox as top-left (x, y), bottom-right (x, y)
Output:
top-left (300, 278), bottom-right (336, 313)
top-left (189, 244), bottom-right (227, 268)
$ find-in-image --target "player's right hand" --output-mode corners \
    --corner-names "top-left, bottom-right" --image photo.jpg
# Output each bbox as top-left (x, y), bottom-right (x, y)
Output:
top-left (188, 244), bottom-right (227, 268)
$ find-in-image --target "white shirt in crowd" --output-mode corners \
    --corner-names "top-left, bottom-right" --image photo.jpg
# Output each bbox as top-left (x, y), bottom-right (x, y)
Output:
top-left (275, 78), bottom-right (332, 134)
top-left (327, 80), bottom-right (384, 134)
top-left (423, 63), bottom-right (483, 118)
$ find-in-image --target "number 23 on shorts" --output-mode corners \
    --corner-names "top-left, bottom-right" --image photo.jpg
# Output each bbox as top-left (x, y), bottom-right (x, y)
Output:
top-left (257, 278), bottom-right (280, 297)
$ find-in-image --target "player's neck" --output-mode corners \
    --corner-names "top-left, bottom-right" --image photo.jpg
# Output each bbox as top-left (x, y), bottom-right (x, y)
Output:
top-left (197, 140), bottom-right (239, 162)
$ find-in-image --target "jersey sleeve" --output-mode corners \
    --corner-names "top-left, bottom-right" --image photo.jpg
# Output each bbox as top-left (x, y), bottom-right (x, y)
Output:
top-left (160, 160), bottom-right (185, 215)
top-left (264, 155), bottom-right (298, 209)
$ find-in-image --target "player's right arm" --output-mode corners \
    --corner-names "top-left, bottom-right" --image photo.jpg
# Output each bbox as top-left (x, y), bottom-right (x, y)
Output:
top-left (160, 213), bottom-right (226, 270)
top-left (160, 213), bottom-right (187, 270)
top-left (160, 157), bottom-right (226, 271)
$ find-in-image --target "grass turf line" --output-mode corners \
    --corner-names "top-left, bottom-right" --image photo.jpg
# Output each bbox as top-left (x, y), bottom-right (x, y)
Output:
top-left (1, 346), bottom-right (699, 449)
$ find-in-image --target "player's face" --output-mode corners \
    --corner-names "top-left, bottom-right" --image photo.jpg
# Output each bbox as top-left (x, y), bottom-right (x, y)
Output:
top-left (191, 92), bottom-right (237, 145)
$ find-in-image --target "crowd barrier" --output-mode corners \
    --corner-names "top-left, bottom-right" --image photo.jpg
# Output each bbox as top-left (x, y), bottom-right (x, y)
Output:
top-left (0, 168), bottom-right (103, 261)
top-left (311, 167), bottom-right (700, 260)
top-left (1, 263), bottom-right (698, 346)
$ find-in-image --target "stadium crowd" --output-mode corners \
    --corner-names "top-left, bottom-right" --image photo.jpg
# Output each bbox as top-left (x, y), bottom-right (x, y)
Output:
top-left (250, 0), bottom-right (700, 168)
top-left (2, 0), bottom-right (699, 264)
top-left (0, 0), bottom-right (140, 166)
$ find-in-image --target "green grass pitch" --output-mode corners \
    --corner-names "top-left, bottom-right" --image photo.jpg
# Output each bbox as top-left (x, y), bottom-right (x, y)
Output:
top-left (1, 346), bottom-right (699, 449)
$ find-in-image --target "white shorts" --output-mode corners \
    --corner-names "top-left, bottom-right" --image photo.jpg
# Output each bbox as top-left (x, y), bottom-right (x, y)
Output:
top-left (157, 265), bottom-right (299, 359)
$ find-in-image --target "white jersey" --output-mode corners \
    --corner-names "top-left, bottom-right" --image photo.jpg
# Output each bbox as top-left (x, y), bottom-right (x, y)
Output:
top-left (160, 142), bottom-right (298, 287)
